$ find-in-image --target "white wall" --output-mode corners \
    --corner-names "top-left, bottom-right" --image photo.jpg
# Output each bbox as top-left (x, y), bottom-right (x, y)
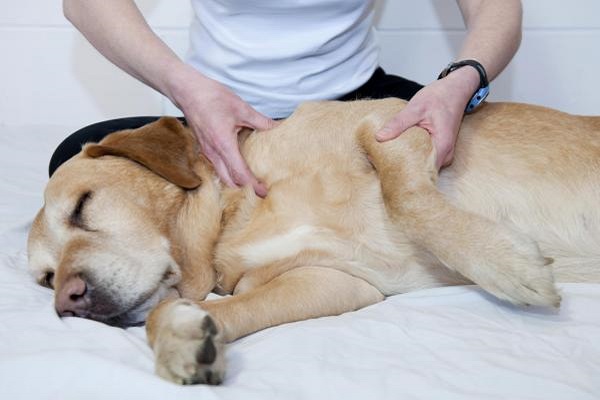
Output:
top-left (1, 0), bottom-right (599, 127)
top-left (376, 1), bottom-right (600, 115)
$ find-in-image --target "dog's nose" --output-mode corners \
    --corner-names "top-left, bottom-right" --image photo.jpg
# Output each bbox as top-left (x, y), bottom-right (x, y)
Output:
top-left (55, 275), bottom-right (90, 317)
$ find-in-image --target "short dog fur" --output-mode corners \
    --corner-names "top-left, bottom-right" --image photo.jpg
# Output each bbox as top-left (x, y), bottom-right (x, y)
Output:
top-left (28, 98), bottom-right (600, 384)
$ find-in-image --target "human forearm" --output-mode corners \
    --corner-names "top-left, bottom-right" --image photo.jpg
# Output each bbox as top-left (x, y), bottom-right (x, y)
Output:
top-left (457, 0), bottom-right (523, 81)
top-left (63, 0), bottom-right (190, 103)
top-left (427, 0), bottom-right (523, 118)
top-left (377, 0), bottom-right (522, 169)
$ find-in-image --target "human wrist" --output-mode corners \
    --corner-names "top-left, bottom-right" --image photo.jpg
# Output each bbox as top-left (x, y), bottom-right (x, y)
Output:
top-left (442, 65), bottom-right (481, 99)
top-left (163, 62), bottom-right (207, 110)
top-left (438, 59), bottom-right (490, 113)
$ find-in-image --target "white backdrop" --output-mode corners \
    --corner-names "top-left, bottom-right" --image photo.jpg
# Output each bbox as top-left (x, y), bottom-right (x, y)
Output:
top-left (1, 0), bottom-right (599, 127)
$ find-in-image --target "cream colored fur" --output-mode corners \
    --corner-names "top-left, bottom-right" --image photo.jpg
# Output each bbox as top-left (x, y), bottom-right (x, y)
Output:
top-left (28, 99), bottom-right (600, 384)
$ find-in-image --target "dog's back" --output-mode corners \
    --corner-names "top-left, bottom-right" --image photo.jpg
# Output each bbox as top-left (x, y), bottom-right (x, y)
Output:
top-left (442, 102), bottom-right (600, 283)
top-left (225, 99), bottom-right (600, 291)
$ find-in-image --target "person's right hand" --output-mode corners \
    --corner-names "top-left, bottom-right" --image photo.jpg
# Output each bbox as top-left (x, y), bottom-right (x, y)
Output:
top-left (168, 64), bottom-right (278, 197)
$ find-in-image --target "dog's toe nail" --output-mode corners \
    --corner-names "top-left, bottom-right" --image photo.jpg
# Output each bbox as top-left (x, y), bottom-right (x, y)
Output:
top-left (196, 337), bottom-right (217, 365)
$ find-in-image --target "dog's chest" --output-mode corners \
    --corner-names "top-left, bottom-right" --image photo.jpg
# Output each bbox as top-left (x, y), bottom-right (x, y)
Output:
top-left (212, 174), bottom-right (427, 295)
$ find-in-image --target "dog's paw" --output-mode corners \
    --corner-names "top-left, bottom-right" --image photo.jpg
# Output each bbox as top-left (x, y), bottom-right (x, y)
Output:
top-left (153, 299), bottom-right (225, 385)
top-left (470, 230), bottom-right (561, 307)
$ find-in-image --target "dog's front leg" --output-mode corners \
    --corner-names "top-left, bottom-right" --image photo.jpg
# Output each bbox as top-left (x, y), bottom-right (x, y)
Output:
top-left (358, 122), bottom-right (560, 307)
top-left (146, 266), bottom-right (383, 385)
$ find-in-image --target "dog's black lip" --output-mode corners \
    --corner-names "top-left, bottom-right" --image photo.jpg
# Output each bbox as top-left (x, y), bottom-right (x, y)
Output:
top-left (82, 282), bottom-right (168, 328)
top-left (103, 314), bottom-right (146, 328)
top-left (56, 294), bottom-right (147, 328)
top-left (75, 310), bottom-right (146, 328)
top-left (57, 266), bottom-right (178, 328)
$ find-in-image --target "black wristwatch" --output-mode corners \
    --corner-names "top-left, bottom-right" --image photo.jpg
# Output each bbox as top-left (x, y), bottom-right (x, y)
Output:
top-left (438, 59), bottom-right (489, 113)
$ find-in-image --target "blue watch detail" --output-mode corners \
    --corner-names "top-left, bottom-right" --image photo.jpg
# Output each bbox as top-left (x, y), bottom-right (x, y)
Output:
top-left (466, 85), bottom-right (489, 113)
top-left (438, 59), bottom-right (489, 114)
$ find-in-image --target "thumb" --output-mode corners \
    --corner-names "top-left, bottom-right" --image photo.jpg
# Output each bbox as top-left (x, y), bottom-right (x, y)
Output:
top-left (243, 107), bottom-right (279, 131)
top-left (376, 107), bottom-right (422, 142)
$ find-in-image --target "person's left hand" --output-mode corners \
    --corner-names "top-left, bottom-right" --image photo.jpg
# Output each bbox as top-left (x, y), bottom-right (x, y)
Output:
top-left (375, 67), bottom-right (480, 170)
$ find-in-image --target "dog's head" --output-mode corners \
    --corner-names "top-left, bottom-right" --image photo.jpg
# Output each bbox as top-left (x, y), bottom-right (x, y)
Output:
top-left (27, 118), bottom-right (219, 327)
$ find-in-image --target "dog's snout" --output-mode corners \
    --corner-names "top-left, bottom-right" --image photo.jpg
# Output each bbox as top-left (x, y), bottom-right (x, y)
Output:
top-left (55, 275), bottom-right (89, 317)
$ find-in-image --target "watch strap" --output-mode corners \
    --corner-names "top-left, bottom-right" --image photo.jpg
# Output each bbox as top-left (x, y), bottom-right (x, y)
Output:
top-left (438, 59), bottom-right (490, 113)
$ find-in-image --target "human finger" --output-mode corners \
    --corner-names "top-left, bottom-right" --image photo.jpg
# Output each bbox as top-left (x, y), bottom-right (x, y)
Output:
top-left (202, 144), bottom-right (237, 187)
top-left (241, 106), bottom-right (280, 132)
top-left (375, 106), bottom-right (423, 142)
top-left (430, 130), bottom-right (455, 170)
top-left (217, 138), bottom-right (268, 197)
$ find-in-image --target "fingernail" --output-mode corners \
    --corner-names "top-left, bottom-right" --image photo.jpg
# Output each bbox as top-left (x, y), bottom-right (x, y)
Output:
top-left (375, 131), bottom-right (388, 142)
top-left (255, 181), bottom-right (268, 198)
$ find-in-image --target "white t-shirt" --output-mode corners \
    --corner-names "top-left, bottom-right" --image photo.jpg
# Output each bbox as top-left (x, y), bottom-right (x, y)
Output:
top-left (186, 0), bottom-right (379, 118)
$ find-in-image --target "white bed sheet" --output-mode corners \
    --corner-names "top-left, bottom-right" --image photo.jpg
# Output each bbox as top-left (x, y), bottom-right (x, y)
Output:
top-left (1, 125), bottom-right (599, 400)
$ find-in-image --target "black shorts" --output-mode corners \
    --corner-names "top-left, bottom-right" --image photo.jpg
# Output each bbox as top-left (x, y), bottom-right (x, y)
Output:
top-left (48, 68), bottom-right (423, 176)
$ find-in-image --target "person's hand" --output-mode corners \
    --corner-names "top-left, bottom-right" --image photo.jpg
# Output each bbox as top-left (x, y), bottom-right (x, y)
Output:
top-left (168, 64), bottom-right (278, 197)
top-left (375, 67), bottom-right (480, 170)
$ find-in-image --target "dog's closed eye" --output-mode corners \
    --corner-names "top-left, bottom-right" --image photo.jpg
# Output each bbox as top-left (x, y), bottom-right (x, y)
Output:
top-left (69, 191), bottom-right (93, 230)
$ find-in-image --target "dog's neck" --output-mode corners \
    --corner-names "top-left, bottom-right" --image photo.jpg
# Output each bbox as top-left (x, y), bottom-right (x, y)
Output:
top-left (166, 158), bottom-right (222, 300)
top-left (169, 157), bottom-right (258, 301)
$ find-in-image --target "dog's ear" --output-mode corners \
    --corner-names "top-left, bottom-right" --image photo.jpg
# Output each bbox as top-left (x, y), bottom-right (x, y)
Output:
top-left (84, 117), bottom-right (202, 189)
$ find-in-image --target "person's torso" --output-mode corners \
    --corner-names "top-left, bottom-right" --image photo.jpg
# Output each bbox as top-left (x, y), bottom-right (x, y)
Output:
top-left (186, 0), bottom-right (379, 118)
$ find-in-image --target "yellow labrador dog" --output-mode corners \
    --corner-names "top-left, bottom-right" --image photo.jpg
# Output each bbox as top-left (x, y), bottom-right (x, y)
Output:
top-left (28, 98), bottom-right (600, 384)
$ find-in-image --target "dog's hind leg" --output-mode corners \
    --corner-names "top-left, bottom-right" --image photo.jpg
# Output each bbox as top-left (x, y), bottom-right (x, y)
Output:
top-left (146, 266), bottom-right (383, 385)
top-left (357, 119), bottom-right (560, 307)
